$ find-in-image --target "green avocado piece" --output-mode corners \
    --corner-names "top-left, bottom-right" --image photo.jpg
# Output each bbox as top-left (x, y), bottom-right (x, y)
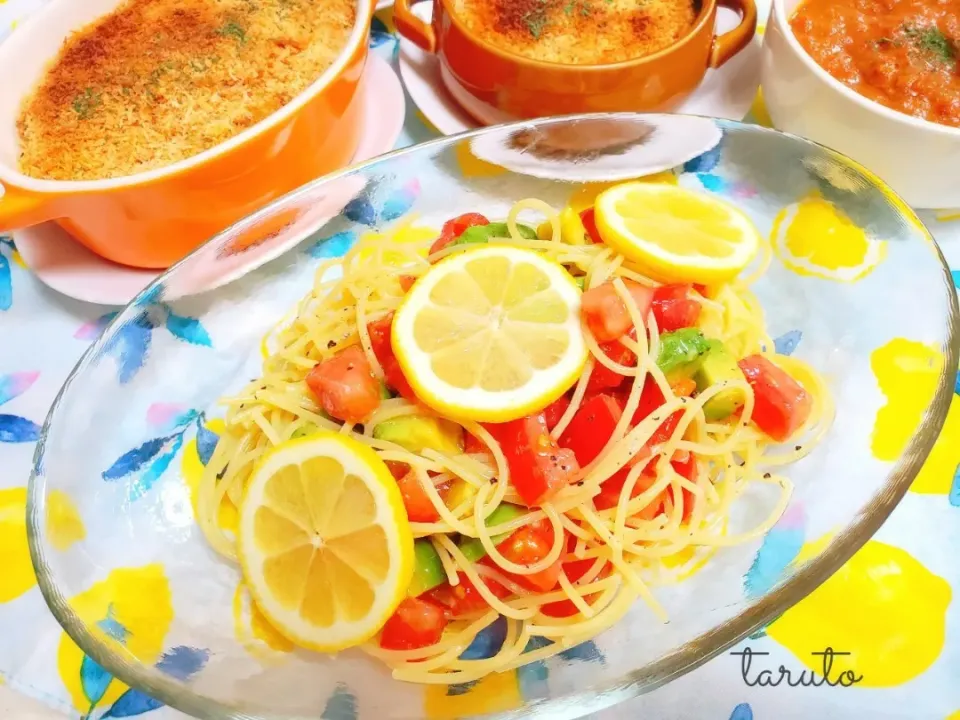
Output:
top-left (408, 539), bottom-right (446, 596)
top-left (372, 415), bottom-right (464, 456)
top-left (453, 221), bottom-right (537, 246)
top-left (458, 503), bottom-right (527, 563)
top-left (694, 340), bottom-right (746, 421)
top-left (657, 328), bottom-right (711, 380)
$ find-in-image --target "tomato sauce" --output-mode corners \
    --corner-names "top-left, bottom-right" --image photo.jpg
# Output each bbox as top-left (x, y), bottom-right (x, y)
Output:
top-left (790, 0), bottom-right (960, 127)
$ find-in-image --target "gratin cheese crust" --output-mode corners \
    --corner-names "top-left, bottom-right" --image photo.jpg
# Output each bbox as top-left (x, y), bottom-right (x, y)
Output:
top-left (17, 0), bottom-right (356, 181)
top-left (452, 0), bottom-right (698, 65)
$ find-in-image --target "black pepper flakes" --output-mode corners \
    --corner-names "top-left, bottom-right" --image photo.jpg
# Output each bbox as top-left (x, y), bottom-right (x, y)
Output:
top-left (763, 473), bottom-right (772, 479)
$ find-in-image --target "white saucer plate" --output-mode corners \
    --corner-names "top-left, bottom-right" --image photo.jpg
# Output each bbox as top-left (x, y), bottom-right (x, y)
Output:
top-left (399, 3), bottom-right (763, 136)
top-left (14, 52), bottom-right (406, 307)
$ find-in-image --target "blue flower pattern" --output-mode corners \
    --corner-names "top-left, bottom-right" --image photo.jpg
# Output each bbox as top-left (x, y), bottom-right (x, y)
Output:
top-left (0, 371), bottom-right (41, 443)
top-left (102, 410), bottom-right (216, 500)
top-left (99, 303), bottom-right (212, 385)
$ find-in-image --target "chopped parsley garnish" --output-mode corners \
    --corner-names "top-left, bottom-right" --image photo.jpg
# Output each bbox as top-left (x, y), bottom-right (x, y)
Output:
top-left (217, 20), bottom-right (247, 44)
top-left (524, 10), bottom-right (548, 37)
top-left (902, 23), bottom-right (956, 66)
top-left (71, 88), bottom-right (101, 119)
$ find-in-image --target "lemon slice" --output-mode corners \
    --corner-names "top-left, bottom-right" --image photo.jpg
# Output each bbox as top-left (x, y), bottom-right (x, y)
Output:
top-left (594, 182), bottom-right (761, 283)
top-left (238, 433), bottom-right (414, 652)
top-left (391, 245), bottom-right (587, 422)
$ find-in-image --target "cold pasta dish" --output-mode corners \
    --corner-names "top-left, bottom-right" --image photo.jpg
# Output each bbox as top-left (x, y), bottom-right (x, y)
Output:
top-left (197, 181), bottom-right (832, 684)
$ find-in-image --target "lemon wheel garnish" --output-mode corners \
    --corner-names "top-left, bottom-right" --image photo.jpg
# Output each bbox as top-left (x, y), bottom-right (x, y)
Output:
top-left (238, 433), bottom-right (414, 652)
top-left (594, 182), bottom-right (761, 283)
top-left (392, 245), bottom-right (587, 422)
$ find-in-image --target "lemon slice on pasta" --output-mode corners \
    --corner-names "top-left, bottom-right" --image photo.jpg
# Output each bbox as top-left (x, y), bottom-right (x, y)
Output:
top-left (392, 245), bottom-right (587, 422)
top-left (237, 433), bottom-right (414, 652)
top-left (594, 182), bottom-right (760, 283)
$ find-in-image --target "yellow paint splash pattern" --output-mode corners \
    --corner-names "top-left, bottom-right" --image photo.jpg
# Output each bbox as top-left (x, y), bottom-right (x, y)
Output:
top-left (374, 6), bottom-right (396, 33)
top-left (870, 338), bottom-right (960, 494)
top-left (57, 564), bottom-right (173, 713)
top-left (46, 490), bottom-right (86, 551)
top-left (768, 536), bottom-right (951, 687)
top-left (749, 89), bottom-right (773, 129)
top-left (357, 221), bottom-right (438, 267)
top-left (0, 487), bottom-right (36, 603)
top-left (424, 671), bottom-right (522, 718)
top-left (416, 110), bottom-right (440, 135)
top-left (454, 142), bottom-right (507, 178)
top-left (233, 582), bottom-right (295, 658)
top-left (181, 418), bottom-right (239, 532)
top-left (770, 193), bottom-right (886, 281)
top-left (567, 172), bottom-right (678, 213)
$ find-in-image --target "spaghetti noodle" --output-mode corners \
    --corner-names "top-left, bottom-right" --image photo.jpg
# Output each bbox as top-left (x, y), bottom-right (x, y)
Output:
top-left (197, 195), bottom-right (833, 684)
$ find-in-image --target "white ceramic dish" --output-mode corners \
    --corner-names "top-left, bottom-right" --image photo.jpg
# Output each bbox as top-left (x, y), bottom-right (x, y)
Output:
top-left (398, 3), bottom-right (763, 136)
top-left (760, 0), bottom-right (960, 210)
top-left (13, 53), bottom-right (405, 306)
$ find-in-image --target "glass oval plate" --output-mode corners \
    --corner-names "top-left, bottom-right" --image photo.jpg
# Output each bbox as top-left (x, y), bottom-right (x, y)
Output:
top-left (28, 114), bottom-right (959, 720)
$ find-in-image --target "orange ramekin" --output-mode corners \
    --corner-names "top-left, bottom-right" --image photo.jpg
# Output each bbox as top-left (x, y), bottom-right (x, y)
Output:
top-left (0, 0), bottom-right (374, 269)
top-left (394, 0), bottom-right (756, 123)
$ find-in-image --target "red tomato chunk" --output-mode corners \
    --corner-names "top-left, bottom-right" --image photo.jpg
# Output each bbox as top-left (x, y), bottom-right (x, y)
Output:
top-left (558, 394), bottom-right (623, 467)
top-left (738, 355), bottom-right (813, 442)
top-left (581, 280), bottom-right (655, 342)
top-left (367, 313), bottom-right (418, 403)
top-left (651, 284), bottom-right (701, 332)
top-left (305, 345), bottom-right (381, 424)
top-left (428, 212), bottom-right (489, 255)
top-left (379, 597), bottom-right (448, 650)
top-left (488, 414), bottom-right (580, 506)
top-left (485, 520), bottom-right (563, 592)
top-left (579, 207), bottom-right (600, 243)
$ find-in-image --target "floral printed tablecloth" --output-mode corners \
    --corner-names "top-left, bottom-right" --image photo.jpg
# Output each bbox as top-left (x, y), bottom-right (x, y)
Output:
top-left (1, 1), bottom-right (959, 719)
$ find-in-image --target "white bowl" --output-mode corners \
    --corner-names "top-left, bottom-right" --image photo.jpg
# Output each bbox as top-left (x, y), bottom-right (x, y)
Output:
top-left (760, 0), bottom-right (960, 209)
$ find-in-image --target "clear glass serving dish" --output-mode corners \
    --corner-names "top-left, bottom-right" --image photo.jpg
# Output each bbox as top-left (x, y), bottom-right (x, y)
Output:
top-left (27, 114), bottom-right (959, 720)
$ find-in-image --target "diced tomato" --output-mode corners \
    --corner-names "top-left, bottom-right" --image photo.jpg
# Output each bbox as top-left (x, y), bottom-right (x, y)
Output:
top-left (305, 345), bottom-right (381, 424)
top-left (629, 410), bottom-right (684, 469)
top-left (587, 330), bottom-right (637, 392)
top-left (558, 394), bottom-right (623, 467)
top-left (651, 284), bottom-right (701, 332)
top-left (579, 207), bottom-right (600, 243)
top-left (463, 433), bottom-right (488, 455)
top-left (366, 313), bottom-right (417, 402)
top-left (628, 376), bottom-right (695, 426)
top-left (428, 573), bottom-right (511, 617)
top-left (541, 558), bottom-right (612, 618)
top-left (594, 466), bottom-right (665, 517)
top-left (487, 414), bottom-right (579, 506)
top-left (379, 597), bottom-right (448, 650)
top-left (670, 451), bottom-right (698, 522)
top-left (396, 469), bottom-right (449, 522)
top-left (489, 521), bottom-right (563, 591)
top-left (580, 280), bottom-right (656, 343)
top-left (398, 275), bottom-right (417, 292)
top-left (542, 394), bottom-right (571, 431)
top-left (693, 283), bottom-right (709, 296)
top-left (428, 212), bottom-right (489, 255)
top-left (385, 461), bottom-right (409, 481)
top-left (738, 355), bottom-right (813, 442)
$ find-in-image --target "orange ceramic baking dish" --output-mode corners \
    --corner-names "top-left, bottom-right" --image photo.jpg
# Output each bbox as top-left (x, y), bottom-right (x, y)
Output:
top-left (394, 0), bottom-right (757, 124)
top-left (0, 0), bottom-right (374, 269)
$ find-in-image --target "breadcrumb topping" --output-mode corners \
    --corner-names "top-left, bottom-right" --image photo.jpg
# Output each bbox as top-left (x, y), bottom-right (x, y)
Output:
top-left (17, 0), bottom-right (356, 180)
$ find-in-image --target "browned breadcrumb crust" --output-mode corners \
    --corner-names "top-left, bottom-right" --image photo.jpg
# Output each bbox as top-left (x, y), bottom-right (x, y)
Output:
top-left (17, 0), bottom-right (356, 181)
top-left (454, 0), bottom-right (697, 64)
